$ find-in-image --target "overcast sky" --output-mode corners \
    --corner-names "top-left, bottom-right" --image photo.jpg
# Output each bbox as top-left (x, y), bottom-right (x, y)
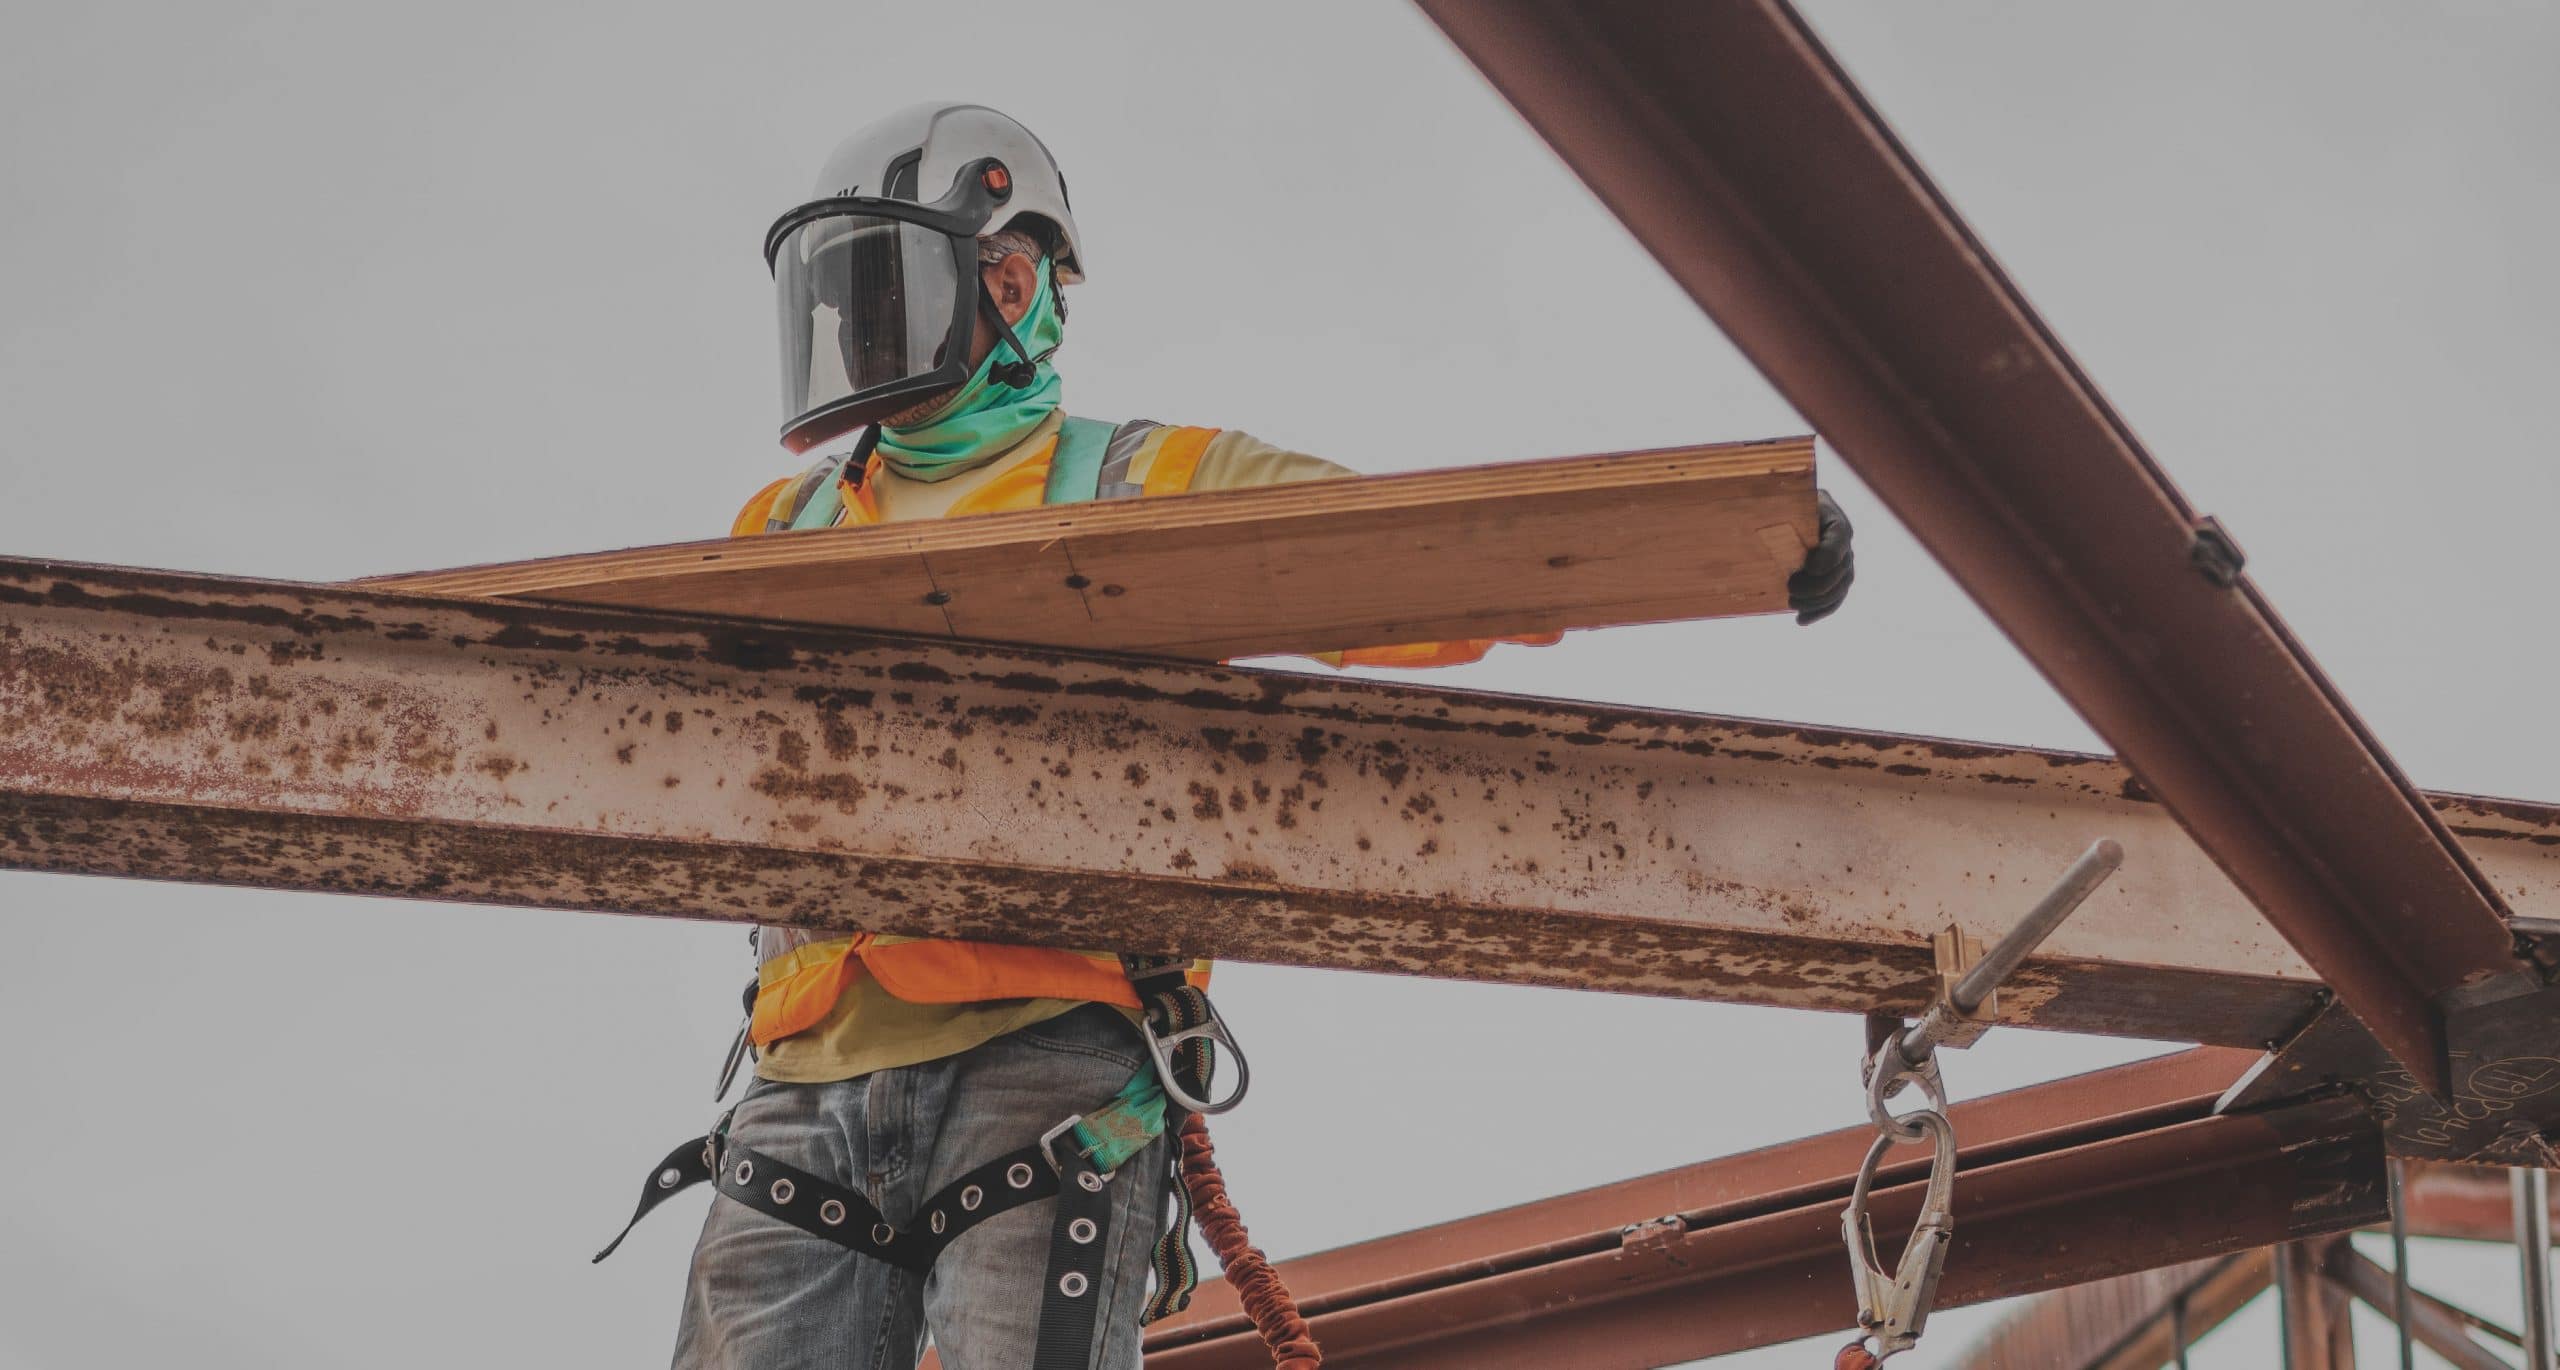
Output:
top-left (4, 3), bottom-right (2556, 1366)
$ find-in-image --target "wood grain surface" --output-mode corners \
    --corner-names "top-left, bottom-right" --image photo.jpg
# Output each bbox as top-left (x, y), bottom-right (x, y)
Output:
top-left (365, 436), bottom-right (1817, 660)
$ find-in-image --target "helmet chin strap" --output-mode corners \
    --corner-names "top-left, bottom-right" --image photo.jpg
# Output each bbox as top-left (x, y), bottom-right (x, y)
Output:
top-left (976, 291), bottom-right (1047, 390)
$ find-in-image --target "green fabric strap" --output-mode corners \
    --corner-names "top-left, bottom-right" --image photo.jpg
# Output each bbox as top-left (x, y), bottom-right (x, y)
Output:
top-left (1071, 1068), bottom-right (1168, 1173)
top-left (1044, 416), bottom-right (1117, 506)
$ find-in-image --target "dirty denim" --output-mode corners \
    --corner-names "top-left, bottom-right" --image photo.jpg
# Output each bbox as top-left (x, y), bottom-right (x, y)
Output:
top-left (673, 1005), bottom-right (1169, 1370)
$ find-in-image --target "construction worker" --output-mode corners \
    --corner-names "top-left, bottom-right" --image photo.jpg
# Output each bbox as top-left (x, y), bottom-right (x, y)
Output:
top-left (637, 102), bottom-right (1854, 1370)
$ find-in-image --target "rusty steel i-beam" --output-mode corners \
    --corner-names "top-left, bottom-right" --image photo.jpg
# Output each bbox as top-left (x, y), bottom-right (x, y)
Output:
top-left (1412, 0), bottom-right (2538, 1099)
top-left (7, 559), bottom-right (2560, 1108)
top-left (1142, 1049), bottom-right (2384, 1368)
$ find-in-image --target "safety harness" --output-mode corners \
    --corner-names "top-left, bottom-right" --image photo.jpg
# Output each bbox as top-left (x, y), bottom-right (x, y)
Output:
top-left (602, 420), bottom-right (1319, 1370)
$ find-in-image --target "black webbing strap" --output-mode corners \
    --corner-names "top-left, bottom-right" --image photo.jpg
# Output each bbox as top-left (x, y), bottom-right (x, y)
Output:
top-left (595, 1132), bottom-right (1062, 1274)
top-left (594, 1133), bottom-right (719, 1263)
top-left (1029, 1130), bottom-right (1120, 1370)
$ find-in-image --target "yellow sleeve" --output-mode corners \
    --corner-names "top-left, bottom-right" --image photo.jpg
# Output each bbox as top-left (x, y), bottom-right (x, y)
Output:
top-left (732, 477), bottom-right (792, 538)
top-left (1189, 431), bottom-right (1560, 670)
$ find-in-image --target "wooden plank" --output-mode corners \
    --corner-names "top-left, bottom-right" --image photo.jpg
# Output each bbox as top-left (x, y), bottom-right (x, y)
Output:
top-left (363, 437), bottom-right (1816, 660)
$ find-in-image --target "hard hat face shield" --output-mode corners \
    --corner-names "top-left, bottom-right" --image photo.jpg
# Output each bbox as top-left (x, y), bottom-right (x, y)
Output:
top-left (766, 158), bottom-right (1016, 453)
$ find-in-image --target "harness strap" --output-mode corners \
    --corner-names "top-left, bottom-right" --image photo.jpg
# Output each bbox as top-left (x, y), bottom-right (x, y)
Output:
top-left (1030, 1138), bottom-right (1120, 1370)
top-left (599, 1131), bottom-right (1067, 1274)
top-left (593, 1133), bottom-right (720, 1263)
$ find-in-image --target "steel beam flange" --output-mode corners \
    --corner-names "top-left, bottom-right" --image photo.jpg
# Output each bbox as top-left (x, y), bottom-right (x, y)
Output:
top-left (2224, 982), bottom-right (2560, 1167)
top-left (1410, 0), bottom-right (2536, 1100)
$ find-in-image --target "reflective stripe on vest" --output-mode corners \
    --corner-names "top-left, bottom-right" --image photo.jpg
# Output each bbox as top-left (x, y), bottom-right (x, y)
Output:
top-left (741, 418), bottom-right (1220, 1045)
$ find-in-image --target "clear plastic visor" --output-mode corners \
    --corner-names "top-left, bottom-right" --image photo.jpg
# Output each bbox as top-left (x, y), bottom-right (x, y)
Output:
top-left (773, 214), bottom-right (964, 433)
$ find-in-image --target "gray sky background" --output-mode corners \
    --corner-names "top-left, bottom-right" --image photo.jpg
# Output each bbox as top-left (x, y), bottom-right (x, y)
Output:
top-left (3, 2), bottom-right (2555, 1365)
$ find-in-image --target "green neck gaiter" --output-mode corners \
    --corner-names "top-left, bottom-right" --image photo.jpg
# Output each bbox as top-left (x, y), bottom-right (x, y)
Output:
top-left (876, 256), bottom-right (1065, 481)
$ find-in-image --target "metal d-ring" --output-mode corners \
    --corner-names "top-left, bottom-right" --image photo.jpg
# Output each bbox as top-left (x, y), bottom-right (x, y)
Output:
top-left (1144, 1005), bottom-right (1252, 1115)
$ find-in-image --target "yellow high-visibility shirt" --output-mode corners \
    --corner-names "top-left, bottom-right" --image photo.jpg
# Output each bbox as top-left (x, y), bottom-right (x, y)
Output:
top-left (736, 417), bottom-right (1549, 1084)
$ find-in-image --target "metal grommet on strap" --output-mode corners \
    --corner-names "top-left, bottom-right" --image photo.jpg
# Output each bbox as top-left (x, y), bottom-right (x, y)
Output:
top-left (1059, 1271), bottom-right (1089, 1298)
top-left (929, 1211), bottom-right (947, 1235)
top-left (961, 1184), bottom-right (984, 1211)
top-left (657, 1167), bottom-right (683, 1190)
top-left (732, 1159), bottom-right (754, 1186)
top-left (1077, 1171), bottom-right (1104, 1192)
top-left (769, 1179), bottom-right (795, 1204)
top-left (871, 1222), bottom-right (896, 1247)
top-left (1068, 1217), bottom-right (1098, 1244)
top-left (819, 1199), bottom-right (846, 1227)
top-left (1006, 1162), bottom-right (1035, 1190)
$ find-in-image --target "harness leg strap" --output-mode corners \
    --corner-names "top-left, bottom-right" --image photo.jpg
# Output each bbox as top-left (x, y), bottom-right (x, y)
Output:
top-left (1030, 1136), bottom-right (1119, 1370)
top-left (595, 1134), bottom-right (717, 1263)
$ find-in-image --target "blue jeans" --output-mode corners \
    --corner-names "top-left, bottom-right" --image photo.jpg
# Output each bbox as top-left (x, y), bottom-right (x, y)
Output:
top-left (673, 1006), bottom-right (1169, 1370)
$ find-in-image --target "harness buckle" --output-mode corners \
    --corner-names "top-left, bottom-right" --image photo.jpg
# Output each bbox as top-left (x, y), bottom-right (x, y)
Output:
top-left (1039, 1114), bottom-right (1109, 1182)
top-left (1120, 956), bottom-right (1193, 990)
top-left (1141, 1002), bottom-right (1251, 1116)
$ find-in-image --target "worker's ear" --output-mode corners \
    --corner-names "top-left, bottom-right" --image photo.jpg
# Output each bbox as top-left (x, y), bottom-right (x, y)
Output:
top-left (985, 252), bottom-right (1042, 327)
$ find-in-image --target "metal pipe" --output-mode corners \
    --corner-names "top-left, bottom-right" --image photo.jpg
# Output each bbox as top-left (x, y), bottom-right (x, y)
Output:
top-left (2517, 1167), bottom-right (2555, 1368)
top-left (1954, 838), bottom-right (2126, 1013)
top-left (2390, 1159), bottom-right (2415, 1370)
top-left (1899, 838), bottom-right (2126, 1068)
top-left (2172, 1290), bottom-right (2192, 1370)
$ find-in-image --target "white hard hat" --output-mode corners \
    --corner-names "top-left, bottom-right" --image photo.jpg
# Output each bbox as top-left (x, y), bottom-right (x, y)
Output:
top-left (765, 104), bottom-right (1085, 452)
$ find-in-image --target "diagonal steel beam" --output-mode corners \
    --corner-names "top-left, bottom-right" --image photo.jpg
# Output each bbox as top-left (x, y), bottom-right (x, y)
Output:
top-left (1410, 0), bottom-right (2530, 1097)
top-left (1143, 1049), bottom-right (2383, 1369)
top-left (1953, 1252), bottom-right (2271, 1370)
top-left (5, 560), bottom-right (2558, 1060)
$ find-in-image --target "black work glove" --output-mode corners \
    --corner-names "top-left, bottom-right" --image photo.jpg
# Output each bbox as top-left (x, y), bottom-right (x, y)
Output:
top-left (1787, 490), bottom-right (1855, 625)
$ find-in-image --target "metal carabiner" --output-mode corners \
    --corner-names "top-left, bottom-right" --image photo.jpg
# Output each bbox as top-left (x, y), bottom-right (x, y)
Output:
top-left (1839, 1106), bottom-right (1958, 1361)
top-left (1142, 1002), bottom-right (1252, 1115)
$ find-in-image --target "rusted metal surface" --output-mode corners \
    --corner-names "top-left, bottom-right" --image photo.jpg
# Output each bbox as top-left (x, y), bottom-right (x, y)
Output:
top-left (1955, 1251), bottom-right (2270, 1370)
top-left (1146, 1051), bottom-right (2382, 1368)
top-left (1151, 1048), bottom-right (2254, 1349)
top-left (2224, 992), bottom-right (2560, 1166)
top-left (7, 560), bottom-right (2560, 1050)
top-left (1411, 0), bottom-right (2530, 1098)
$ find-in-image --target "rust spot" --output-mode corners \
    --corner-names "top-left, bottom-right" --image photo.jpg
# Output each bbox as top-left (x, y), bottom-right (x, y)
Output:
top-left (1124, 763), bottom-right (1149, 787)
top-left (1170, 848), bottom-right (1197, 872)
top-left (614, 743), bottom-right (636, 764)
top-left (664, 711), bottom-right (684, 734)
top-left (776, 731), bottom-right (810, 770)
top-left (476, 754), bottom-right (521, 780)
top-left (1187, 782), bottom-right (1224, 820)
top-left (752, 766), bottom-right (867, 814)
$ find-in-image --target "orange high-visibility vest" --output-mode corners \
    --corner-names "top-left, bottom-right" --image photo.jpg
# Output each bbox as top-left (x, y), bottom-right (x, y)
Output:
top-left (734, 419), bottom-right (1217, 1047)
